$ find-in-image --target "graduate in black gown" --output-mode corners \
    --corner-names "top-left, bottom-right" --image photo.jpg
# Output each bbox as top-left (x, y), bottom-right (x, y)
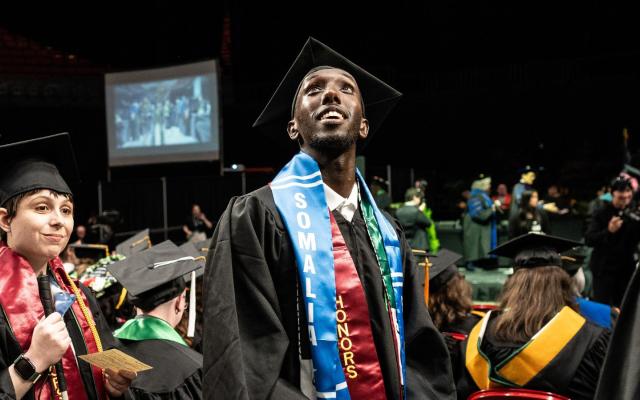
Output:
top-left (426, 249), bottom-right (481, 336)
top-left (108, 240), bottom-right (203, 399)
top-left (0, 134), bottom-right (135, 399)
top-left (456, 233), bottom-right (611, 400)
top-left (202, 37), bottom-right (455, 400)
top-left (424, 249), bottom-right (481, 383)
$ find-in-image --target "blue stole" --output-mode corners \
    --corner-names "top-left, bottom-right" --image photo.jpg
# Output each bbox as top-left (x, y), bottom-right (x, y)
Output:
top-left (468, 188), bottom-right (497, 250)
top-left (271, 151), bottom-right (405, 399)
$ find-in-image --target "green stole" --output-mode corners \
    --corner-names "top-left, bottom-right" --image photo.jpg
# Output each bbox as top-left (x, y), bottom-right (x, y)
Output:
top-left (114, 315), bottom-right (187, 346)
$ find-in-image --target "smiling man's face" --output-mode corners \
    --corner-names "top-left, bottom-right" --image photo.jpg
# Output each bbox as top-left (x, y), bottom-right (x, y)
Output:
top-left (288, 68), bottom-right (369, 153)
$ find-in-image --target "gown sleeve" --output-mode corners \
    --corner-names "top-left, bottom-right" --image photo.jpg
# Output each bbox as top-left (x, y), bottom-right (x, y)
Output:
top-left (568, 328), bottom-right (611, 400)
top-left (130, 370), bottom-right (203, 400)
top-left (202, 193), bottom-right (308, 400)
top-left (0, 315), bottom-right (17, 399)
top-left (0, 346), bottom-right (16, 399)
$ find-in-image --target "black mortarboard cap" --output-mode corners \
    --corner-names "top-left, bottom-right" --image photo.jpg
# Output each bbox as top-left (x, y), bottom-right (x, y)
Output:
top-left (194, 238), bottom-right (212, 253)
top-left (107, 240), bottom-right (201, 310)
top-left (427, 249), bottom-right (463, 292)
top-left (252, 37), bottom-right (402, 146)
top-left (179, 241), bottom-right (206, 280)
top-left (489, 232), bottom-right (582, 270)
top-left (0, 133), bottom-right (79, 206)
top-left (115, 229), bottom-right (151, 257)
top-left (517, 165), bottom-right (543, 174)
top-left (561, 247), bottom-right (589, 277)
top-left (70, 243), bottom-right (110, 262)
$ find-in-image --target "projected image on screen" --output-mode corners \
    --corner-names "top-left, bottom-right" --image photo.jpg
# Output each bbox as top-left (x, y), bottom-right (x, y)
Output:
top-left (106, 60), bottom-right (220, 167)
top-left (115, 77), bottom-right (213, 148)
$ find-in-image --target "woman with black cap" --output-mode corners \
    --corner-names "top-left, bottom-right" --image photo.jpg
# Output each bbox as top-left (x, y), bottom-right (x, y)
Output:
top-left (0, 133), bottom-right (135, 399)
top-left (425, 249), bottom-right (482, 384)
top-left (107, 240), bottom-right (203, 399)
top-left (427, 249), bottom-right (480, 336)
top-left (456, 233), bottom-right (610, 400)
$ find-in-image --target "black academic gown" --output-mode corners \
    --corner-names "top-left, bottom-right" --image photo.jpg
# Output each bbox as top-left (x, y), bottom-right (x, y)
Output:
top-left (202, 186), bottom-right (456, 400)
top-left (119, 339), bottom-right (202, 399)
top-left (0, 284), bottom-right (121, 399)
top-left (455, 311), bottom-right (610, 400)
top-left (440, 314), bottom-right (482, 391)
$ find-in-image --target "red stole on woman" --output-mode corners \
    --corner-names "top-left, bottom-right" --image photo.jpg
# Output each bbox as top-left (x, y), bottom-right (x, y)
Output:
top-left (0, 244), bottom-right (106, 399)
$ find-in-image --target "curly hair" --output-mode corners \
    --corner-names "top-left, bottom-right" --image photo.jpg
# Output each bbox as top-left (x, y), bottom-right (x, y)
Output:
top-left (428, 272), bottom-right (474, 331)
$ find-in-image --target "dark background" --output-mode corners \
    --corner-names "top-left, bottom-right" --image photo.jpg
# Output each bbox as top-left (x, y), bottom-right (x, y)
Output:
top-left (2, 1), bottom-right (639, 241)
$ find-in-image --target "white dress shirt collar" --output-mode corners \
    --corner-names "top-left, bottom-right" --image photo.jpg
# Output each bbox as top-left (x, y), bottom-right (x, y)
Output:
top-left (323, 182), bottom-right (359, 222)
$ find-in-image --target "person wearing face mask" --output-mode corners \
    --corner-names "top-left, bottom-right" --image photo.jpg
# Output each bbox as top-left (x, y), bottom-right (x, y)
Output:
top-left (585, 175), bottom-right (640, 307)
top-left (0, 133), bottom-right (135, 399)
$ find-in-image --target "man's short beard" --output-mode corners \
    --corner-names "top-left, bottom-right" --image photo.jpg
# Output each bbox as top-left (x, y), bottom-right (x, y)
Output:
top-left (307, 130), bottom-right (357, 152)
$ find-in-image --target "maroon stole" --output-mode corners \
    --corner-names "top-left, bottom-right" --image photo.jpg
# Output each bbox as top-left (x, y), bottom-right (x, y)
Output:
top-left (330, 213), bottom-right (387, 400)
top-left (0, 244), bottom-right (106, 400)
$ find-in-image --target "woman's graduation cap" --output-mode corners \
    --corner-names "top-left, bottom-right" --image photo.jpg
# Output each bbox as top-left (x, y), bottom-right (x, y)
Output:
top-left (0, 132), bottom-right (79, 206)
top-left (252, 37), bottom-right (402, 147)
top-left (70, 243), bottom-right (110, 262)
top-left (489, 232), bottom-right (582, 270)
top-left (428, 249), bottom-right (463, 293)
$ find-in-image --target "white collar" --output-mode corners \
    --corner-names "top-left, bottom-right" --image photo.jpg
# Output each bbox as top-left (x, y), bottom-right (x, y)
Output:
top-left (323, 182), bottom-right (359, 222)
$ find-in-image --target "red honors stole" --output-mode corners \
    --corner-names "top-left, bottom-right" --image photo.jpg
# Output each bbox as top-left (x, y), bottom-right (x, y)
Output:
top-left (0, 245), bottom-right (106, 400)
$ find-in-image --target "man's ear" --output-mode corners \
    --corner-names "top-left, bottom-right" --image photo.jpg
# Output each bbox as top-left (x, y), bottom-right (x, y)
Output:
top-left (358, 118), bottom-right (370, 141)
top-left (287, 120), bottom-right (300, 142)
top-left (174, 294), bottom-right (183, 312)
top-left (0, 208), bottom-right (11, 233)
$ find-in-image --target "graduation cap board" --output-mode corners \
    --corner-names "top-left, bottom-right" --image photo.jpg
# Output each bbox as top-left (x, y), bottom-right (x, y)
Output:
top-left (70, 243), bottom-right (110, 261)
top-left (518, 165), bottom-right (541, 174)
top-left (412, 248), bottom-right (463, 305)
top-left (194, 238), bottom-right (212, 254)
top-left (115, 229), bottom-right (151, 257)
top-left (0, 133), bottom-right (79, 206)
top-left (561, 247), bottom-right (589, 277)
top-left (107, 240), bottom-right (202, 337)
top-left (179, 241), bottom-right (206, 280)
top-left (428, 249), bottom-right (463, 293)
top-left (252, 37), bottom-right (402, 148)
top-left (489, 232), bottom-right (582, 270)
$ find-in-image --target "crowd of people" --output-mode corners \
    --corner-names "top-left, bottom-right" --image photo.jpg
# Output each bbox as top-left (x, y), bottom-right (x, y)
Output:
top-left (3, 37), bottom-right (640, 400)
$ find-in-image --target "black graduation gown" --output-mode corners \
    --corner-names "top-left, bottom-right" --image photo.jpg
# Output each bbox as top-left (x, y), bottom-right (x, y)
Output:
top-left (455, 312), bottom-right (611, 400)
top-left (440, 314), bottom-right (482, 391)
top-left (595, 265), bottom-right (640, 399)
top-left (1, 284), bottom-right (121, 399)
top-left (202, 185), bottom-right (456, 400)
top-left (119, 339), bottom-right (202, 399)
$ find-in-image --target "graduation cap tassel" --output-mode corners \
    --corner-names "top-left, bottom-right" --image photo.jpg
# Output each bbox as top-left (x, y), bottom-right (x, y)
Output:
top-left (187, 271), bottom-right (196, 338)
top-left (115, 288), bottom-right (127, 310)
top-left (424, 257), bottom-right (431, 307)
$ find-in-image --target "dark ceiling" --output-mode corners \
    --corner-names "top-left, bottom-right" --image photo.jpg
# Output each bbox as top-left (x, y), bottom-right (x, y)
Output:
top-left (2, 1), bottom-right (639, 193)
